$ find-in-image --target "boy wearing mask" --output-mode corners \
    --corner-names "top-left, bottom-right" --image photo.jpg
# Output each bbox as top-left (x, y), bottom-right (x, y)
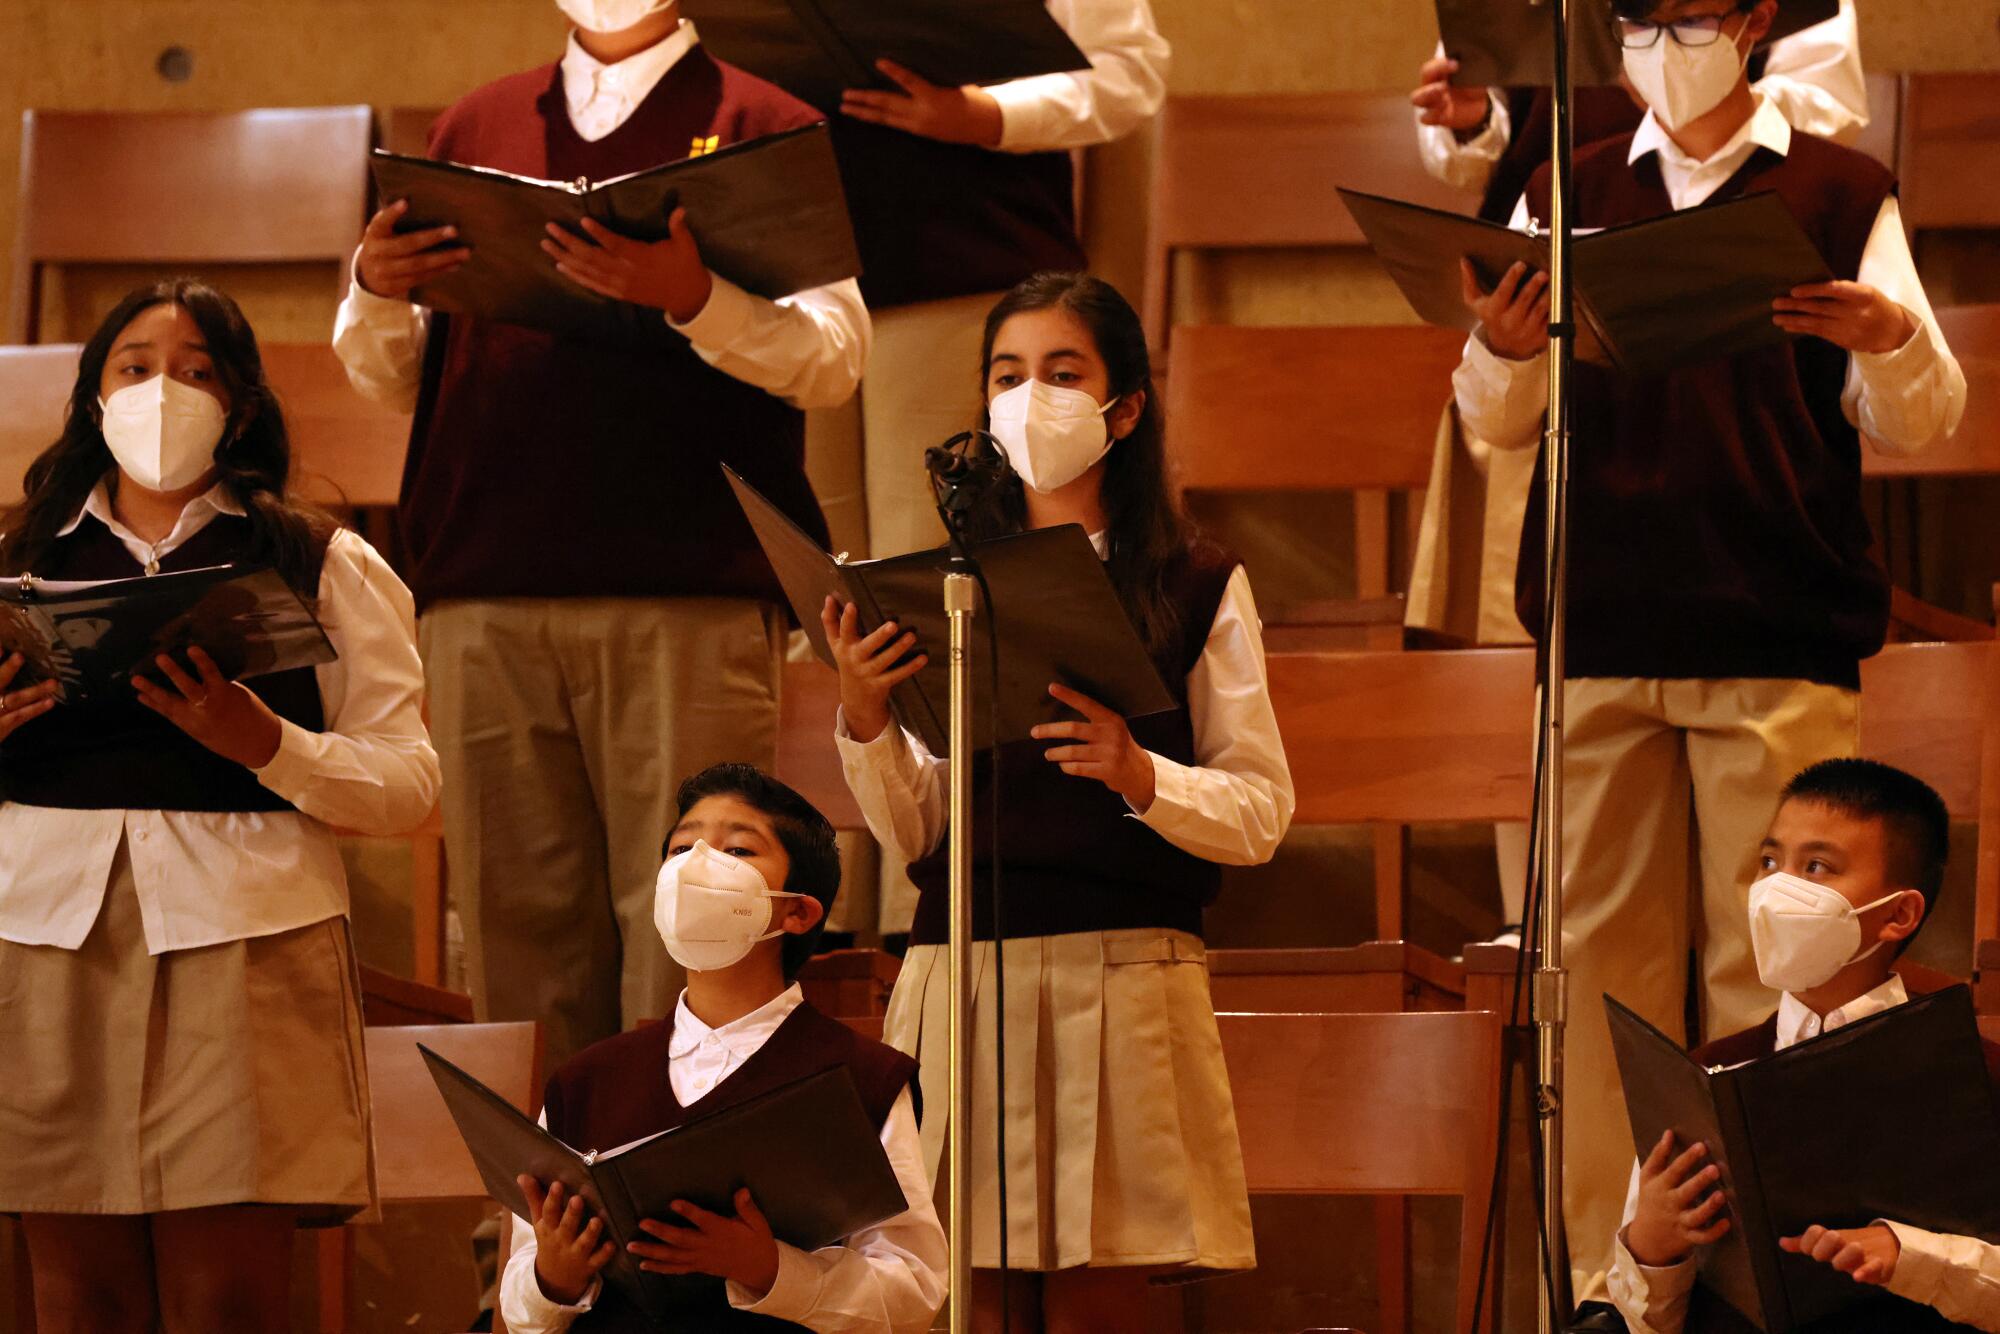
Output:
top-left (1609, 758), bottom-right (2000, 1334)
top-left (1452, 0), bottom-right (1967, 1291)
top-left (500, 763), bottom-right (947, 1334)
top-left (332, 0), bottom-right (870, 1068)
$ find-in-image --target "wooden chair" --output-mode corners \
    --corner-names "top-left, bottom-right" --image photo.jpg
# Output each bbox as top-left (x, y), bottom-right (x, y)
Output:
top-left (360, 963), bottom-right (475, 1027)
top-left (318, 1021), bottom-right (542, 1334)
top-left (798, 947), bottom-right (901, 1018)
top-left (10, 106), bottom-right (373, 343)
top-left (1207, 941), bottom-right (1465, 1014)
top-left (1218, 1010), bottom-right (1504, 1334)
top-left (1143, 93), bottom-right (1474, 353)
top-left (380, 106), bottom-right (445, 160)
top-left (1897, 74), bottom-right (2000, 236)
top-left (0, 343), bottom-right (76, 503)
top-left (1165, 323), bottom-right (1466, 634)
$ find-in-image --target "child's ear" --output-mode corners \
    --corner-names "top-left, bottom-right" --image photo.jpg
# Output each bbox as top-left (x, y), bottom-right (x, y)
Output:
top-left (1744, 0), bottom-right (1777, 45)
top-left (1877, 889), bottom-right (1926, 947)
top-left (1108, 388), bottom-right (1145, 442)
top-left (779, 894), bottom-right (826, 936)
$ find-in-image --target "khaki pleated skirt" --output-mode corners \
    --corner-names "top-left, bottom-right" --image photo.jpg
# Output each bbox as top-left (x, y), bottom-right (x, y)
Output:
top-left (885, 927), bottom-right (1255, 1273)
top-left (0, 844), bottom-right (375, 1223)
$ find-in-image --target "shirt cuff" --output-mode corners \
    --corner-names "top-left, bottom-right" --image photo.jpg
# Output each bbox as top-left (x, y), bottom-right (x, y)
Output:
top-left (1851, 308), bottom-right (1944, 388)
top-left (516, 1271), bottom-right (600, 1325)
top-left (344, 269), bottom-right (420, 321)
top-left (667, 272), bottom-right (754, 350)
top-left (726, 1242), bottom-right (819, 1320)
top-left (1880, 1219), bottom-right (1949, 1307)
top-left (833, 705), bottom-right (904, 755)
top-left (1454, 93), bottom-right (1509, 156)
top-left (986, 73), bottom-right (1077, 152)
top-left (1129, 750), bottom-right (1187, 824)
top-left (251, 716), bottom-right (321, 804)
top-left (1615, 1224), bottom-right (1701, 1307)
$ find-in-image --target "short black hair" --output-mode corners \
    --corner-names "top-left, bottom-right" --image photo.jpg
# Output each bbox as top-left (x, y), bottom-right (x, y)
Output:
top-left (669, 764), bottom-right (841, 979)
top-left (1780, 758), bottom-right (1950, 932)
top-left (1610, 0), bottom-right (1751, 20)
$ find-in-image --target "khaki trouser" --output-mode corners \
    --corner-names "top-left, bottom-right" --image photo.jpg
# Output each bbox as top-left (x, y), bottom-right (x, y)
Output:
top-left (860, 290), bottom-right (1004, 935)
top-left (1560, 675), bottom-right (1858, 1294)
top-left (420, 596), bottom-right (783, 1068)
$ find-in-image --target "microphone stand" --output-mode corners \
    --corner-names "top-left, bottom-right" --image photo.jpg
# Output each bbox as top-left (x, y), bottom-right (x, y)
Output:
top-left (929, 444), bottom-right (987, 1334)
top-left (1533, 0), bottom-right (1578, 1326)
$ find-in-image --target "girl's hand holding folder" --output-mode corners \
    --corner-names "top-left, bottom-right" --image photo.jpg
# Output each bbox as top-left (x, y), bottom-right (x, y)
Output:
top-left (1032, 682), bottom-right (1156, 812)
top-left (822, 597), bottom-right (928, 746)
top-left (131, 647), bottom-right (281, 770)
top-left (0, 654), bottom-right (59, 741)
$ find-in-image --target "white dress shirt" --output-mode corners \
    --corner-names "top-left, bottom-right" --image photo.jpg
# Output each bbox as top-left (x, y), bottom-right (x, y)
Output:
top-left (501, 984), bottom-right (947, 1334)
top-left (836, 548), bottom-right (1295, 869)
top-left (985, 0), bottom-right (1170, 153)
top-left (1416, 0), bottom-right (1869, 192)
top-left (1609, 976), bottom-right (2000, 1334)
top-left (0, 483), bottom-right (440, 953)
top-left (1453, 94), bottom-right (1967, 461)
top-left (331, 20), bottom-right (870, 416)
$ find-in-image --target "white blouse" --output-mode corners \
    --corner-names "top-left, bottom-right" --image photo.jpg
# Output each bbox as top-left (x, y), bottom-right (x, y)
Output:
top-left (0, 483), bottom-right (441, 953)
top-left (836, 559), bottom-right (1295, 871)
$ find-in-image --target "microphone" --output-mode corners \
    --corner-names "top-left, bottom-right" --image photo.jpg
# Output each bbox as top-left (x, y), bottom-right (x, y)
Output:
top-left (925, 430), bottom-right (1005, 517)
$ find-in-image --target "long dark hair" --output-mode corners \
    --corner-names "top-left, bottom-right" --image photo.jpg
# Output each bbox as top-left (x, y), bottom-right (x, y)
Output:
top-left (0, 278), bottom-right (333, 595)
top-left (968, 271), bottom-right (1195, 660)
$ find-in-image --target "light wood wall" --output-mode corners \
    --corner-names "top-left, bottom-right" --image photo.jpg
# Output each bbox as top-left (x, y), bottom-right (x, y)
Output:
top-left (2, 0), bottom-right (1997, 339)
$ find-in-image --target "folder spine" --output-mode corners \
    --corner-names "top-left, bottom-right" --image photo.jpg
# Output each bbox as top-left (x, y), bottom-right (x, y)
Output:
top-left (1712, 1070), bottom-right (1791, 1332)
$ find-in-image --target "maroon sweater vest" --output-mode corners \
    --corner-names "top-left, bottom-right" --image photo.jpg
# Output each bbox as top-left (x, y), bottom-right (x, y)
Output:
top-left (1677, 1002), bottom-right (2000, 1334)
top-left (0, 514), bottom-right (328, 810)
top-left (905, 541), bottom-right (1239, 946)
top-left (829, 120), bottom-right (1086, 309)
top-left (1513, 133), bottom-right (1896, 689)
top-left (542, 1001), bottom-right (918, 1333)
top-left (400, 49), bottom-right (832, 612)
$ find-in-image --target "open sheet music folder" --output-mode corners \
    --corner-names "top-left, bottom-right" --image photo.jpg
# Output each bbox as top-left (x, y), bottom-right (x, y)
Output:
top-left (370, 122), bottom-right (860, 340)
top-left (726, 466), bottom-right (1175, 759)
top-left (681, 0), bottom-right (1089, 113)
top-left (1338, 186), bottom-right (1833, 377)
top-left (1433, 0), bottom-right (1841, 90)
top-left (0, 564), bottom-right (335, 705)
top-left (1606, 987), bottom-right (2000, 1332)
top-left (421, 1048), bottom-right (907, 1330)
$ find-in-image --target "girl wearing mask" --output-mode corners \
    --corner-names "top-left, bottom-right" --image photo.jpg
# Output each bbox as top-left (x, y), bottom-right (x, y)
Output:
top-left (824, 272), bottom-right (1295, 1333)
top-left (0, 280), bottom-right (439, 1332)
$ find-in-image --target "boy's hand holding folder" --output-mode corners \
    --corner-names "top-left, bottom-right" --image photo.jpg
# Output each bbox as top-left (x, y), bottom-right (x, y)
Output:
top-left (1628, 1130), bottom-right (1733, 1268)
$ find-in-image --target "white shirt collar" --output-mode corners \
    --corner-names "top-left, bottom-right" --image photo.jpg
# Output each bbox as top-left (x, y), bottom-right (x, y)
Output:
top-left (1629, 90), bottom-right (1792, 175)
top-left (56, 478), bottom-right (245, 564)
top-left (668, 981), bottom-right (804, 1060)
top-left (559, 19), bottom-right (699, 138)
top-left (1774, 973), bottom-right (1909, 1050)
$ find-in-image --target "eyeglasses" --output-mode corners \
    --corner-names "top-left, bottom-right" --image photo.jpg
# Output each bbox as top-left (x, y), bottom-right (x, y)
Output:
top-left (1615, 11), bottom-right (1747, 49)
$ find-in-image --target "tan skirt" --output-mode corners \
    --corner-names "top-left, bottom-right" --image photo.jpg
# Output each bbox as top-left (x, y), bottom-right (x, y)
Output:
top-left (885, 928), bottom-right (1255, 1273)
top-left (0, 843), bottom-right (375, 1223)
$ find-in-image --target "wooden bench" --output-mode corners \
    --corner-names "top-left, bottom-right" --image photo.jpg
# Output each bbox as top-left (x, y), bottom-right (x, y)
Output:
top-left (9, 106), bottom-right (373, 343)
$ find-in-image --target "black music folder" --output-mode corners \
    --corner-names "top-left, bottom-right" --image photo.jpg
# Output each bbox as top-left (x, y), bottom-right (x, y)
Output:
top-left (1606, 987), bottom-right (2000, 1333)
top-left (726, 466), bottom-right (1175, 759)
top-left (1433, 0), bottom-right (1841, 90)
top-left (369, 123), bottom-right (861, 340)
top-left (0, 564), bottom-right (335, 705)
top-left (682, 0), bottom-right (1089, 113)
top-left (1338, 186), bottom-right (1833, 377)
top-left (422, 1049), bottom-right (907, 1330)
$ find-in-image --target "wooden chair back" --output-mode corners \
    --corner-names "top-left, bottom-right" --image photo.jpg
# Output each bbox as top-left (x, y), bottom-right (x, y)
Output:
top-left (798, 947), bottom-right (901, 1018)
top-left (0, 343), bottom-right (78, 502)
top-left (776, 659), bottom-right (866, 830)
top-left (363, 1021), bottom-right (542, 1205)
top-left (1218, 1009), bottom-right (1503, 1334)
top-left (1898, 74), bottom-right (2000, 233)
top-left (1144, 93), bottom-right (1472, 350)
top-left (0, 341), bottom-right (412, 511)
top-left (1165, 323), bottom-right (1464, 606)
top-left (10, 106), bottom-right (373, 342)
